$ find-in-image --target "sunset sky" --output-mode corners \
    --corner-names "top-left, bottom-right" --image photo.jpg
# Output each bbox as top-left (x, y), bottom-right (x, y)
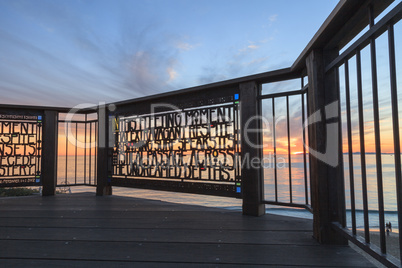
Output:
top-left (0, 0), bottom-right (401, 156)
top-left (0, 0), bottom-right (339, 107)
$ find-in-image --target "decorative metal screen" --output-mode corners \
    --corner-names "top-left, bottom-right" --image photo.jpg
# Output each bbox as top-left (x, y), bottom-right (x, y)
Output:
top-left (111, 96), bottom-right (241, 197)
top-left (0, 114), bottom-right (42, 187)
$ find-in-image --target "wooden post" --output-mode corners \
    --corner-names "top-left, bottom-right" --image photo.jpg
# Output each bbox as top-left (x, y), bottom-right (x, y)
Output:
top-left (306, 49), bottom-right (347, 244)
top-left (240, 81), bottom-right (265, 216)
top-left (96, 105), bottom-right (112, 196)
top-left (42, 110), bottom-right (58, 196)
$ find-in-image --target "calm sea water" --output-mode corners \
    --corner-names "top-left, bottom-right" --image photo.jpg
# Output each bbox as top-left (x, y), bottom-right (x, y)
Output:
top-left (343, 153), bottom-right (400, 231)
top-left (263, 153), bottom-right (401, 231)
top-left (56, 153), bottom-right (401, 229)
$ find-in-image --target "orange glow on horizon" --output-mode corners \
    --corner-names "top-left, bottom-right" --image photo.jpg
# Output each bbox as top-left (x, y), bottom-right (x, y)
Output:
top-left (57, 125), bottom-right (97, 156)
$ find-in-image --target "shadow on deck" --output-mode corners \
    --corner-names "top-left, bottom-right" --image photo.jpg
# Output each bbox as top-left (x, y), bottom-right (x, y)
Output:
top-left (0, 193), bottom-right (373, 267)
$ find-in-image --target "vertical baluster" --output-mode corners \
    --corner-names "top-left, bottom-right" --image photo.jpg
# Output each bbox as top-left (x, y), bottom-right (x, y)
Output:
top-left (272, 98), bottom-right (278, 202)
top-left (388, 23), bottom-right (402, 262)
top-left (302, 92), bottom-right (308, 205)
top-left (344, 60), bottom-right (356, 234)
top-left (286, 96), bottom-right (292, 203)
top-left (84, 114), bottom-right (87, 185)
top-left (94, 121), bottom-right (98, 185)
top-left (65, 122), bottom-right (68, 185)
top-left (369, 6), bottom-right (386, 254)
top-left (75, 122), bottom-right (78, 185)
top-left (305, 90), bottom-right (311, 206)
top-left (89, 121), bottom-right (92, 185)
top-left (356, 49), bottom-right (370, 243)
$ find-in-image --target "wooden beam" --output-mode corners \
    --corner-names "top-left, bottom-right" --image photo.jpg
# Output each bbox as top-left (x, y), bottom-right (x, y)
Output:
top-left (239, 81), bottom-right (265, 216)
top-left (96, 105), bottom-right (112, 196)
top-left (305, 49), bottom-right (347, 244)
top-left (41, 110), bottom-right (58, 196)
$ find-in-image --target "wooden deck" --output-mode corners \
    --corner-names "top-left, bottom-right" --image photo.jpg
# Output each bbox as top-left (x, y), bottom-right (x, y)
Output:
top-left (0, 193), bottom-right (373, 267)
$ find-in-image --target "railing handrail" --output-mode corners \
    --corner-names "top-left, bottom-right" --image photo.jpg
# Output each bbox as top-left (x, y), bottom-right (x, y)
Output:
top-left (259, 84), bottom-right (308, 100)
top-left (325, 1), bottom-right (402, 73)
top-left (0, 104), bottom-right (97, 114)
top-left (291, 0), bottom-right (392, 73)
top-left (0, 104), bottom-right (72, 113)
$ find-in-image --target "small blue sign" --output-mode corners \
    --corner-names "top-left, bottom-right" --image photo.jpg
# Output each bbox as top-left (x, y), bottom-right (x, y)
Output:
top-left (234, 94), bottom-right (239, 100)
top-left (236, 187), bottom-right (241, 193)
top-left (37, 116), bottom-right (42, 120)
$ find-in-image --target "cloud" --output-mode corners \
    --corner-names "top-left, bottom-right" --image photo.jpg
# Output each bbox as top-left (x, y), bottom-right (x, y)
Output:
top-left (247, 44), bottom-right (259, 50)
top-left (176, 41), bottom-right (194, 51)
top-left (0, 28), bottom-right (112, 106)
top-left (0, 1), bottom-right (286, 108)
top-left (245, 56), bottom-right (270, 66)
top-left (0, 0), bottom-right (191, 106)
top-left (167, 67), bottom-right (177, 82)
top-left (197, 66), bottom-right (228, 85)
top-left (238, 42), bottom-right (260, 53)
top-left (269, 14), bottom-right (278, 22)
top-left (196, 37), bottom-right (275, 85)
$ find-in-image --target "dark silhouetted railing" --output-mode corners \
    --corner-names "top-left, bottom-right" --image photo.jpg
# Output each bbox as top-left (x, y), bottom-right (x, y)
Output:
top-left (326, 2), bottom-right (402, 266)
top-left (259, 83), bottom-right (311, 211)
top-left (57, 112), bottom-right (98, 187)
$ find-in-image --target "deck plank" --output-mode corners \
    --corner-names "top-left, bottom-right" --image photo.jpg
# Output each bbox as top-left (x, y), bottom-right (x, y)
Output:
top-left (0, 193), bottom-right (374, 267)
top-left (0, 227), bottom-right (317, 245)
